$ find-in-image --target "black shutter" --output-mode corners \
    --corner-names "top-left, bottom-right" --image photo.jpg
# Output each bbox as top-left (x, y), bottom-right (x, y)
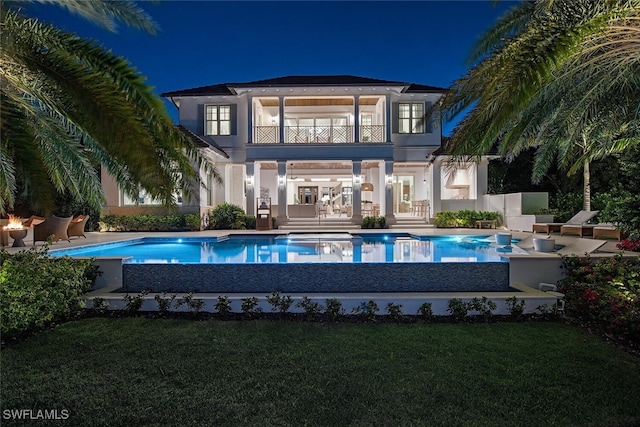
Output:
top-left (198, 104), bottom-right (205, 135)
top-left (391, 102), bottom-right (399, 134)
top-left (230, 104), bottom-right (237, 135)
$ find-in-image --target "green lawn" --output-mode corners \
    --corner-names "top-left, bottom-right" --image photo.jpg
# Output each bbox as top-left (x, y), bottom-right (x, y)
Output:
top-left (2, 318), bottom-right (639, 427)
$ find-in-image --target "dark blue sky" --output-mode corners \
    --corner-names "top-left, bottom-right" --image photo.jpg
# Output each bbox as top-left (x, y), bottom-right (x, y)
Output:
top-left (30, 1), bottom-right (517, 133)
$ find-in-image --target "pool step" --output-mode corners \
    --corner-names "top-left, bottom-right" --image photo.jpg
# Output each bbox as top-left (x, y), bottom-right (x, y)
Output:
top-left (278, 218), bottom-right (360, 231)
top-left (389, 218), bottom-right (434, 229)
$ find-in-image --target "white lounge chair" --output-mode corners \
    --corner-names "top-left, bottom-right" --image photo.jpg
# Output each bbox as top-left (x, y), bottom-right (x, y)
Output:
top-left (557, 238), bottom-right (607, 256)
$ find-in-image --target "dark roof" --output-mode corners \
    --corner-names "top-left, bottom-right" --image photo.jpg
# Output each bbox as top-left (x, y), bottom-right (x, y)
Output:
top-left (177, 125), bottom-right (229, 158)
top-left (161, 75), bottom-right (446, 97)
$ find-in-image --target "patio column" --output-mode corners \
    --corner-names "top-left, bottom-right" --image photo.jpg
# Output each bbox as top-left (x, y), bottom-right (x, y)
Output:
top-left (432, 158), bottom-right (442, 216)
top-left (384, 160), bottom-right (395, 223)
top-left (385, 95), bottom-right (392, 142)
top-left (352, 161), bottom-right (362, 223)
top-left (245, 162), bottom-right (255, 215)
top-left (476, 159), bottom-right (489, 211)
top-left (354, 95), bottom-right (360, 143)
top-left (277, 161), bottom-right (288, 223)
top-left (278, 96), bottom-right (285, 143)
top-left (247, 95), bottom-right (253, 143)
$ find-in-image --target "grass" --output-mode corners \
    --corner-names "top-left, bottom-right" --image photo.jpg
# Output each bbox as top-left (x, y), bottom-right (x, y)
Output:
top-left (2, 318), bottom-right (639, 427)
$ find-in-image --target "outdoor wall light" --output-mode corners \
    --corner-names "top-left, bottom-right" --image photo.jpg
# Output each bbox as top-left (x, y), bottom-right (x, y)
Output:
top-left (246, 175), bottom-right (254, 186)
top-left (385, 174), bottom-right (393, 185)
top-left (353, 174), bottom-right (362, 184)
top-left (278, 175), bottom-right (285, 186)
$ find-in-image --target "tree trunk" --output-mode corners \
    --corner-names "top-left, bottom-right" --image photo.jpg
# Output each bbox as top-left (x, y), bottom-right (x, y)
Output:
top-left (583, 159), bottom-right (591, 211)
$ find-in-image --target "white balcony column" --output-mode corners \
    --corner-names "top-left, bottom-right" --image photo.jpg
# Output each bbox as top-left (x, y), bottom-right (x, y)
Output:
top-left (247, 95), bottom-right (253, 144)
top-left (384, 160), bottom-right (395, 222)
top-left (354, 95), bottom-right (360, 143)
top-left (352, 161), bottom-right (362, 223)
top-left (245, 162), bottom-right (255, 215)
top-left (385, 94), bottom-right (392, 142)
top-left (277, 161), bottom-right (288, 222)
top-left (278, 96), bottom-right (285, 143)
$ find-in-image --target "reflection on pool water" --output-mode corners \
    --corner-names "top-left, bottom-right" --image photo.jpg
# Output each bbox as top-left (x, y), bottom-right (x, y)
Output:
top-left (50, 233), bottom-right (526, 264)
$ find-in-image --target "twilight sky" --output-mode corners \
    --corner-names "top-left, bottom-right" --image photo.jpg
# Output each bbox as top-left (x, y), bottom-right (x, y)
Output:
top-left (29, 0), bottom-right (517, 134)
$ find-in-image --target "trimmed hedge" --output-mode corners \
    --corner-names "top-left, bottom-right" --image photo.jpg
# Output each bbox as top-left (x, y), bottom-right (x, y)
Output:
top-left (435, 210), bottom-right (501, 228)
top-left (100, 214), bottom-right (201, 232)
top-left (0, 247), bottom-right (100, 340)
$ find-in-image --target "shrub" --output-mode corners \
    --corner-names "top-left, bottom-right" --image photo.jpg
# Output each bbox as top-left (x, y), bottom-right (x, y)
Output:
top-left (324, 298), bottom-right (344, 321)
top-left (209, 204), bottom-right (247, 230)
top-left (296, 297), bottom-right (323, 320)
top-left (447, 298), bottom-right (469, 321)
top-left (361, 216), bottom-right (374, 229)
top-left (417, 302), bottom-right (433, 320)
top-left (352, 300), bottom-right (379, 321)
top-left (123, 290), bottom-right (149, 313)
top-left (617, 239), bottom-right (640, 252)
top-left (214, 296), bottom-right (232, 315)
top-left (244, 215), bottom-right (256, 230)
top-left (505, 296), bottom-right (526, 318)
top-left (90, 297), bottom-right (109, 314)
top-left (99, 214), bottom-right (201, 232)
top-left (266, 291), bottom-right (293, 313)
top-left (0, 247), bottom-right (99, 339)
top-left (559, 255), bottom-right (640, 344)
top-left (376, 216), bottom-right (386, 229)
top-left (154, 293), bottom-right (177, 315)
top-left (240, 297), bottom-right (262, 316)
top-left (435, 210), bottom-right (500, 228)
top-left (469, 297), bottom-right (497, 319)
top-left (384, 302), bottom-right (403, 320)
top-left (176, 292), bottom-right (205, 314)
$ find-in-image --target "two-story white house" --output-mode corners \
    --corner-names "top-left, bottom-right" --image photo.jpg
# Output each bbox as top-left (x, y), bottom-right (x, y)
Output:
top-left (101, 75), bottom-right (489, 226)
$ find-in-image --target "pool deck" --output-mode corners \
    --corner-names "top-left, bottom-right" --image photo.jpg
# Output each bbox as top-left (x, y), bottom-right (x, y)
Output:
top-left (4, 227), bottom-right (633, 316)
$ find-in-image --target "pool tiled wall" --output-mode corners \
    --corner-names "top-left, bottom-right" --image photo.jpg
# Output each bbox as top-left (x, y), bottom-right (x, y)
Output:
top-left (122, 262), bottom-right (510, 293)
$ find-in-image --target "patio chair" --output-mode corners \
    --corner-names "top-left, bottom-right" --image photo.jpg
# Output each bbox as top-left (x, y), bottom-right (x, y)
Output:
top-left (22, 215), bottom-right (46, 228)
top-left (533, 210), bottom-right (599, 234)
top-left (557, 238), bottom-right (606, 256)
top-left (33, 216), bottom-right (73, 245)
top-left (68, 215), bottom-right (90, 239)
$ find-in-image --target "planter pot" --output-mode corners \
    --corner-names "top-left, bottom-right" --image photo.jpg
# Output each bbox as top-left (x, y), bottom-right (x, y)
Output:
top-left (533, 238), bottom-right (555, 252)
top-left (495, 233), bottom-right (512, 246)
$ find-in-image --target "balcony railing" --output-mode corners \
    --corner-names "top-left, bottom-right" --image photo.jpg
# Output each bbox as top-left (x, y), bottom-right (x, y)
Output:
top-left (253, 125), bottom-right (386, 144)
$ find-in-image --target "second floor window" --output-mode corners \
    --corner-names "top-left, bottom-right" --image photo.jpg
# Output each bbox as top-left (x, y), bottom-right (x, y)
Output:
top-left (205, 105), bottom-right (231, 136)
top-left (398, 103), bottom-right (424, 134)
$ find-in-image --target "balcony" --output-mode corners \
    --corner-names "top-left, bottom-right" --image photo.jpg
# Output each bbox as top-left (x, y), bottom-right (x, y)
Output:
top-left (254, 125), bottom-right (386, 144)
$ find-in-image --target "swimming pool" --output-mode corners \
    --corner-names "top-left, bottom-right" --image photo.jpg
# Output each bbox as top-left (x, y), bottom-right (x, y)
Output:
top-left (51, 233), bottom-right (524, 264)
top-left (51, 233), bottom-right (521, 293)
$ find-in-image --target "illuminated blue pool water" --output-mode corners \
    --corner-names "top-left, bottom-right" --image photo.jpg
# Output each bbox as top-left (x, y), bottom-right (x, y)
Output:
top-left (51, 233), bottom-right (525, 264)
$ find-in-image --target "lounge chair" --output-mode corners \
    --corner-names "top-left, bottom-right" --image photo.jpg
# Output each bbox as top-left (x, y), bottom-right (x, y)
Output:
top-left (33, 216), bottom-right (73, 245)
top-left (533, 210), bottom-right (599, 234)
top-left (557, 238), bottom-right (606, 256)
top-left (560, 223), bottom-right (596, 237)
top-left (593, 224), bottom-right (627, 241)
top-left (68, 215), bottom-right (90, 239)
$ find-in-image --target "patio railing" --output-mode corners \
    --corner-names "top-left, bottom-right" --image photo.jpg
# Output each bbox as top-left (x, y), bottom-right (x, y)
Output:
top-left (253, 125), bottom-right (386, 144)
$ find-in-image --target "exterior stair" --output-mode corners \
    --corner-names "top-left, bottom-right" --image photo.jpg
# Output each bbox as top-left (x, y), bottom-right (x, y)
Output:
top-left (389, 217), bottom-right (435, 229)
top-left (277, 218), bottom-right (361, 231)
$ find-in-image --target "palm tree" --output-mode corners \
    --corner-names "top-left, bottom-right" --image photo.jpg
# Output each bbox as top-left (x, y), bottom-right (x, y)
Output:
top-left (438, 0), bottom-right (640, 210)
top-left (0, 1), bottom-right (218, 215)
